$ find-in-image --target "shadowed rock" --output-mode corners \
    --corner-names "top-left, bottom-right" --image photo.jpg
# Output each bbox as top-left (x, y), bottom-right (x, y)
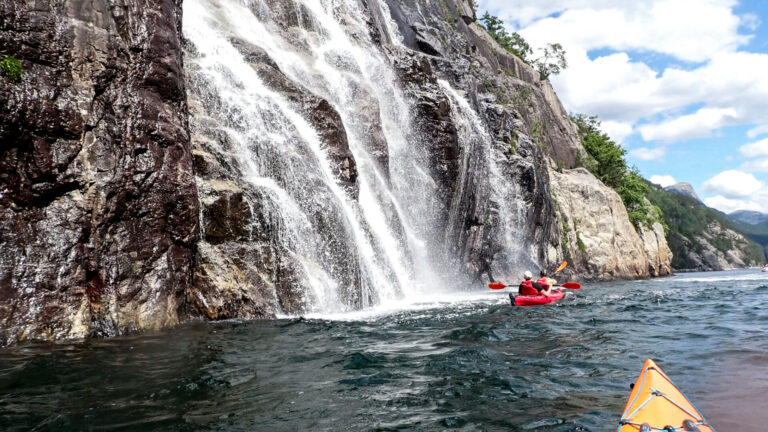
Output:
top-left (0, 0), bottom-right (198, 345)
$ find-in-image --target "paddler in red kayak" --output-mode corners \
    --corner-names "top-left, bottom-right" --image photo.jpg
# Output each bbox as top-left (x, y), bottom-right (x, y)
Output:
top-left (518, 271), bottom-right (547, 295)
top-left (536, 270), bottom-right (558, 296)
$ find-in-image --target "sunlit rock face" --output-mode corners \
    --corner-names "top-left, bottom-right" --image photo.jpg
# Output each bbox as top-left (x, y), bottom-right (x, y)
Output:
top-left (0, 0), bottom-right (197, 345)
top-left (550, 169), bottom-right (672, 280)
top-left (0, 0), bottom-right (672, 345)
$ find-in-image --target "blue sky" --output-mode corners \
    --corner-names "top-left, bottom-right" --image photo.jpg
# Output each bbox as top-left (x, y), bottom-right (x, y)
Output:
top-left (476, 0), bottom-right (768, 213)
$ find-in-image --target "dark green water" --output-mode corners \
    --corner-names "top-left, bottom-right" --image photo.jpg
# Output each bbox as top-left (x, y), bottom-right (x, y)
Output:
top-left (1, 270), bottom-right (767, 431)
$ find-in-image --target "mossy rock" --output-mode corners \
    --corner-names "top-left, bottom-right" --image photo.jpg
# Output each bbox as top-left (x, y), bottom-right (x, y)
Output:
top-left (0, 56), bottom-right (23, 82)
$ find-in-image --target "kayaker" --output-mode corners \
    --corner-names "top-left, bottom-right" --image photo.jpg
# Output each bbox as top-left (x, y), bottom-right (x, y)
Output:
top-left (536, 270), bottom-right (556, 296)
top-left (518, 271), bottom-right (545, 295)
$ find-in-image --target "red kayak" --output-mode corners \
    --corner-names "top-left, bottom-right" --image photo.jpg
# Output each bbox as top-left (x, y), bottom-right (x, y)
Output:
top-left (513, 289), bottom-right (565, 306)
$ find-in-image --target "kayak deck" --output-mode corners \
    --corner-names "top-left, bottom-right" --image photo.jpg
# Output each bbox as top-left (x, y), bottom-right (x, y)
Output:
top-left (513, 289), bottom-right (564, 306)
top-left (618, 359), bottom-right (715, 431)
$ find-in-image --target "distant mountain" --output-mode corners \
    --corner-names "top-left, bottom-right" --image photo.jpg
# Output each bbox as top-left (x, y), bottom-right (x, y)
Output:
top-left (646, 183), bottom-right (766, 270)
top-left (663, 182), bottom-right (700, 201)
top-left (729, 210), bottom-right (768, 225)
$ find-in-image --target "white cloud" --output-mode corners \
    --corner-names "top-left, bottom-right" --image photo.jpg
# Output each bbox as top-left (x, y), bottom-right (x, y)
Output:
top-left (704, 195), bottom-right (765, 213)
top-left (494, 0), bottom-right (749, 61)
top-left (519, 41), bottom-right (768, 143)
top-left (741, 13), bottom-right (761, 32)
top-left (701, 170), bottom-right (765, 198)
top-left (600, 120), bottom-right (634, 144)
top-left (638, 108), bottom-right (738, 142)
top-left (740, 138), bottom-right (768, 158)
top-left (649, 175), bottom-right (676, 187)
top-left (747, 125), bottom-right (768, 139)
top-left (741, 158), bottom-right (768, 173)
top-left (629, 147), bottom-right (666, 161)
top-left (480, 0), bottom-right (631, 28)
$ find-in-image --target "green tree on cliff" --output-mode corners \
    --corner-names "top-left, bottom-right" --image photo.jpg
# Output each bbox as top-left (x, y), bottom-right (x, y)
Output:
top-left (571, 114), bottom-right (664, 231)
top-left (531, 43), bottom-right (567, 78)
top-left (480, 13), bottom-right (532, 61)
top-left (479, 13), bottom-right (567, 78)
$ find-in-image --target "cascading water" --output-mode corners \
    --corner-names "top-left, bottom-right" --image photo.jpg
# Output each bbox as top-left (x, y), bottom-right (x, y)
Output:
top-left (183, 0), bottom-right (455, 314)
top-left (440, 81), bottom-right (532, 278)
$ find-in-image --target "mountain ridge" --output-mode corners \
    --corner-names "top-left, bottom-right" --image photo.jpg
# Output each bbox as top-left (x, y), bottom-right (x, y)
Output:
top-left (729, 210), bottom-right (768, 225)
top-left (664, 182), bottom-right (700, 201)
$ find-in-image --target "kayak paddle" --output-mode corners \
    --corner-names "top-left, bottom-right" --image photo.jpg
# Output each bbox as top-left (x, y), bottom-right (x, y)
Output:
top-left (553, 260), bottom-right (567, 274)
top-left (488, 281), bottom-right (580, 290)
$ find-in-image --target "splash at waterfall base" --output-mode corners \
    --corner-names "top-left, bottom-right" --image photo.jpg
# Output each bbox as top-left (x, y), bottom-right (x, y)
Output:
top-left (0, 0), bottom-right (670, 345)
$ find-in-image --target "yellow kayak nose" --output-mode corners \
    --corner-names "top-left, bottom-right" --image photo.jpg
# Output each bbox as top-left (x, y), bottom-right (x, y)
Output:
top-left (617, 359), bottom-right (715, 431)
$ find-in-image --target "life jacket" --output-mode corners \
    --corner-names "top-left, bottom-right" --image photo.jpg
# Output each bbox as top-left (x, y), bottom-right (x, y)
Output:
top-left (536, 278), bottom-right (550, 290)
top-left (519, 280), bottom-right (538, 296)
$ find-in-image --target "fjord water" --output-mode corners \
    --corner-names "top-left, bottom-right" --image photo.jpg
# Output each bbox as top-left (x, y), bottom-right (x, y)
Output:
top-left (2, 269), bottom-right (767, 431)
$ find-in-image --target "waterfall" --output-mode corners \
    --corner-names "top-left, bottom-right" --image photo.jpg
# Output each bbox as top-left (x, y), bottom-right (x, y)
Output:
top-left (183, 0), bottom-right (453, 314)
top-left (440, 81), bottom-right (531, 279)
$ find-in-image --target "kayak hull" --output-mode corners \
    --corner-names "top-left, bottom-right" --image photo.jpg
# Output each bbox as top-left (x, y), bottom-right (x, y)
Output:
top-left (618, 359), bottom-right (715, 431)
top-left (513, 289), bottom-right (564, 306)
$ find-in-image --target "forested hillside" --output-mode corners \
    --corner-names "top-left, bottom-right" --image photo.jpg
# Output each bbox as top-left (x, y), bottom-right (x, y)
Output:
top-left (646, 184), bottom-right (766, 270)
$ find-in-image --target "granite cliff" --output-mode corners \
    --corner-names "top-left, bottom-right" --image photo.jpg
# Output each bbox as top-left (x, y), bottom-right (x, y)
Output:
top-left (0, 0), bottom-right (671, 345)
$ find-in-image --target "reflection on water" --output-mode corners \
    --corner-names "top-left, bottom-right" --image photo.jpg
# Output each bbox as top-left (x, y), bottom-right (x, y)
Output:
top-left (1, 270), bottom-right (767, 431)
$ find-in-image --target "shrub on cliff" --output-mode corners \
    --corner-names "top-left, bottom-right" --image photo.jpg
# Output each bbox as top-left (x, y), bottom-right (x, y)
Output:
top-left (0, 56), bottom-right (23, 82)
top-left (478, 13), bottom-right (567, 78)
top-left (572, 114), bottom-right (664, 231)
top-left (480, 13), bottom-right (531, 60)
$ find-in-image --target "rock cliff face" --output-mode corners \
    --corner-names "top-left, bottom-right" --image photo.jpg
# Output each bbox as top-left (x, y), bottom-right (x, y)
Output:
top-left (551, 169), bottom-right (672, 279)
top-left (0, 0), bottom-right (197, 345)
top-left (672, 222), bottom-right (762, 271)
top-left (0, 0), bottom-right (672, 344)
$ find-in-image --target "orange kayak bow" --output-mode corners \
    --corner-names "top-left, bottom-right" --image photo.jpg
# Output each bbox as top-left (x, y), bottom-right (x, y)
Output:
top-left (617, 359), bottom-right (715, 431)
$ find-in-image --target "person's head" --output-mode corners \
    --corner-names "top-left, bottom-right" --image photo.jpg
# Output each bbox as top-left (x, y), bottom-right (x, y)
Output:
top-left (540, 269), bottom-right (548, 277)
top-left (523, 271), bottom-right (532, 280)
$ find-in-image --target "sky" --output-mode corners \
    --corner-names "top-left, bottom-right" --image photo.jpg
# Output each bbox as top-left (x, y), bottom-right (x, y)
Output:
top-left (476, 0), bottom-right (768, 214)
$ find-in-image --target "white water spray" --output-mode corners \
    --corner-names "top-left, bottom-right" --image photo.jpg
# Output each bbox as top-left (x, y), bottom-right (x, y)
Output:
top-left (184, 0), bottom-right (453, 313)
top-left (440, 80), bottom-right (530, 277)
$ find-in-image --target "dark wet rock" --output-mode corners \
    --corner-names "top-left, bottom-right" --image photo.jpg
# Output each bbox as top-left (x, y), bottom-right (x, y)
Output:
top-left (0, 0), bottom-right (197, 345)
top-left (203, 190), bottom-right (252, 245)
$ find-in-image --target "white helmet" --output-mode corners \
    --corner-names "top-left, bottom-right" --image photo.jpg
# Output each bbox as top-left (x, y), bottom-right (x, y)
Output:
top-left (523, 270), bottom-right (533, 279)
